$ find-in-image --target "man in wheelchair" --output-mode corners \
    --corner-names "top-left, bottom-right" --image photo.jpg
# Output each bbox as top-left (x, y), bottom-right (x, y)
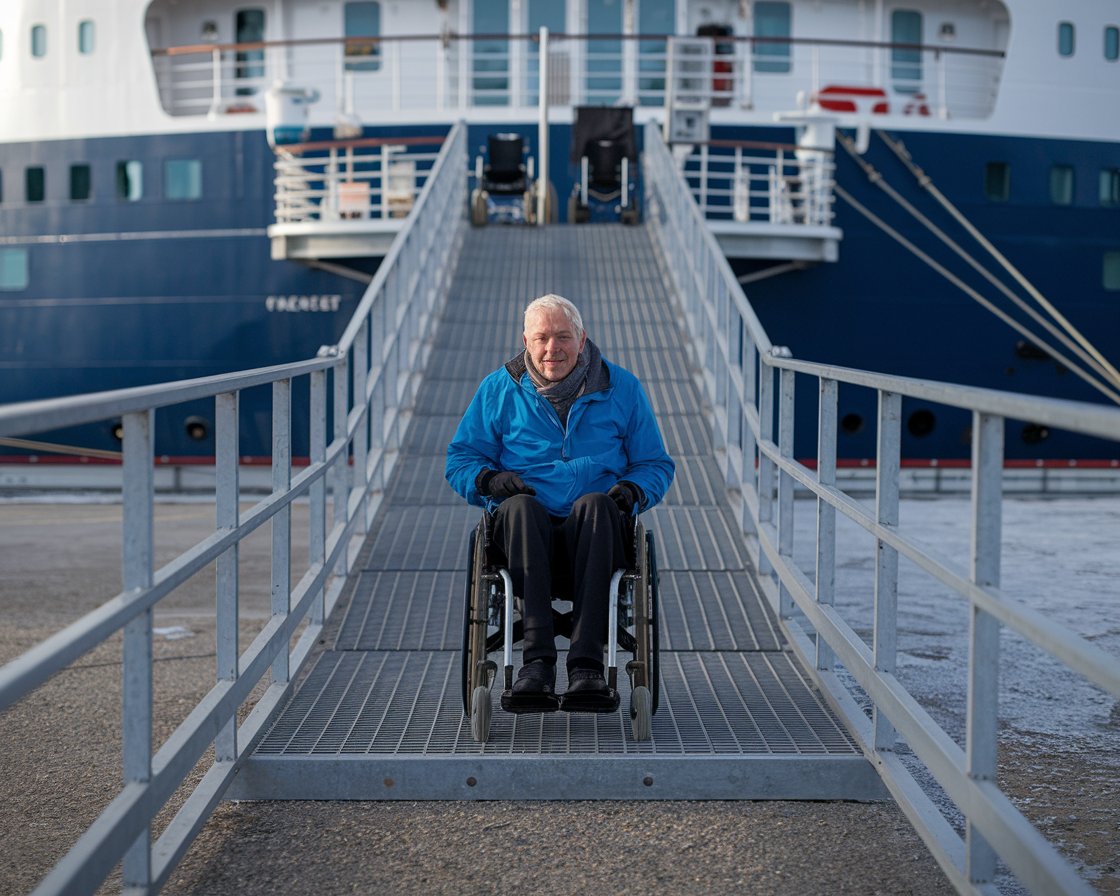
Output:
top-left (446, 294), bottom-right (674, 713)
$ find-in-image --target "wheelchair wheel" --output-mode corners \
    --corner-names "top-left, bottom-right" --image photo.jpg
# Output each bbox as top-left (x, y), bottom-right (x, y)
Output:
top-left (630, 685), bottom-right (652, 741)
top-left (471, 685), bottom-right (492, 743)
top-left (461, 524), bottom-right (491, 711)
top-left (470, 189), bottom-right (488, 226)
top-left (631, 523), bottom-right (660, 717)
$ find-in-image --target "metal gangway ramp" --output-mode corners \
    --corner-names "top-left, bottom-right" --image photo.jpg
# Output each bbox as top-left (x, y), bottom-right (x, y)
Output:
top-left (229, 224), bottom-right (884, 802)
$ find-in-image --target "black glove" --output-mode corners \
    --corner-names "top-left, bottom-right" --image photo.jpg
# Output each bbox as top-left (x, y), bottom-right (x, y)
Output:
top-left (608, 481), bottom-right (642, 515)
top-left (477, 469), bottom-right (536, 499)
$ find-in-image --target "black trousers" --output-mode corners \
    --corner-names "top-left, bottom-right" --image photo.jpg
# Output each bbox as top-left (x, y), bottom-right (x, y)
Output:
top-left (491, 492), bottom-right (626, 671)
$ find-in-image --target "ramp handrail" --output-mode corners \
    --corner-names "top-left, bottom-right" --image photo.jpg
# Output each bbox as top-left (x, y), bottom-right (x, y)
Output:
top-left (644, 119), bottom-right (1119, 895)
top-left (0, 121), bottom-right (467, 895)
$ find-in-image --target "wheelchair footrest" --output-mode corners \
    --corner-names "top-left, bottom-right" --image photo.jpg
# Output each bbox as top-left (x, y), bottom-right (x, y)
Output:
top-left (559, 689), bottom-right (620, 714)
top-left (500, 690), bottom-right (561, 714)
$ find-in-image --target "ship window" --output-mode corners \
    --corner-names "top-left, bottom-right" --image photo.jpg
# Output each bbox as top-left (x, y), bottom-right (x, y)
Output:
top-left (344, 2), bottom-right (381, 73)
top-left (26, 167), bottom-right (45, 203)
top-left (585, 0), bottom-right (622, 102)
top-left (754, 2), bottom-right (792, 74)
top-left (527, 0), bottom-right (566, 105)
top-left (1058, 22), bottom-right (1075, 57)
top-left (165, 159), bottom-right (202, 200)
top-left (1104, 252), bottom-right (1120, 291)
top-left (30, 24), bottom-right (46, 58)
top-left (1101, 168), bottom-right (1120, 206)
top-left (116, 160), bottom-right (143, 201)
top-left (70, 164), bottom-right (92, 201)
top-left (1106, 26), bottom-right (1119, 61)
top-left (637, 0), bottom-right (674, 107)
top-left (474, 0), bottom-right (510, 105)
top-left (0, 249), bottom-right (29, 291)
top-left (1, 29), bottom-right (4, 61)
top-left (78, 20), bottom-right (95, 55)
top-left (234, 9), bottom-right (265, 94)
top-left (1049, 165), bottom-right (1074, 205)
top-left (891, 10), bottom-right (923, 94)
top-left (984, 162), bottom-right (1009, 202)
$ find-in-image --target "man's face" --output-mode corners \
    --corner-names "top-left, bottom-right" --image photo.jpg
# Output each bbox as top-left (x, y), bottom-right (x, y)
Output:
top-left (523, 307), bottom-right (586, 383)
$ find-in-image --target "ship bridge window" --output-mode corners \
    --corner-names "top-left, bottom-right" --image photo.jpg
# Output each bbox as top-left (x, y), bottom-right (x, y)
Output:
top-left (0, 249), bottom-right (29, 291)
top-left (165, 159), bottom-right (202, 200)
top-left (235, 9), bottom-right (265, 94)
top-left (78, 20), bottom-right (95, 55)
top-left (1058, 22), bottom-right (1075, 57)
top-left (344, 2), bottom-right (381, 73)
top-left (1101, 168), bottom-right (1120, 206)
top-left (984, 162), bottom-right (1010, 202)
top-left (30, 24), bottom-right (46, 58)
top-left (116, 160), bottom-right (143, 201)
top-left (474, 0), bottom-right (510, 105)
top-left (527, 0), bottom-right (565, 105)
top-left (753, 2), bottom-right (792, 74)
top-left (637, 0), bottom-right (674, 106)
top-left (1106, 27), bottom-right (1119, 61)
top-left (70, 164), bottom-right (92, 201)
top-left (26, 167), bottom-right (45, 203)
top-left (891, 10), bottom-right (923, 94)
top-left (1050, 165), bottom-right (1074, 205)
top-left (1105, 252), bottom-right (1120, 291)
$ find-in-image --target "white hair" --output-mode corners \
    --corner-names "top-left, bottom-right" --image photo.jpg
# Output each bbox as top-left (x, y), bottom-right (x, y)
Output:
top-left (524, 294), bottom-right (584, 338)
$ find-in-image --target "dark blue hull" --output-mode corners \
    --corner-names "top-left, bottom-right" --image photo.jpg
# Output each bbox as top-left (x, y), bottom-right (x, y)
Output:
top-left (1, 123), bottom-right (1116, 461)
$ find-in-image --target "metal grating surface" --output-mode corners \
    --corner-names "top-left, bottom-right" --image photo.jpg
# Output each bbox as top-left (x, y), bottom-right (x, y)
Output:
top-left (241, 226), bottom-right (875, 801)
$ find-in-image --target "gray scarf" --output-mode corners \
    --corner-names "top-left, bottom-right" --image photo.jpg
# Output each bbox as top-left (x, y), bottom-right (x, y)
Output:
top-left (524, 340), bottom-right (603, 427)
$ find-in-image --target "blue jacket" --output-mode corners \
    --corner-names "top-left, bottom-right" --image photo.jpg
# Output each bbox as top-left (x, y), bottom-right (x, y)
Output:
top-left (446, 353), bottom-right (675, 516)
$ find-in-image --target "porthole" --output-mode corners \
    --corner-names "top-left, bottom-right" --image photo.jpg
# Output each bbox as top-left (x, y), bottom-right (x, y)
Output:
top-left (185, 416), bottom-right (210, 441)
top-left (1021, 423), bottom-right (1050, 444)
top-left (840, 413), bottom-right (864, 435)
top-left (907, 409), bottom-right (936, 438)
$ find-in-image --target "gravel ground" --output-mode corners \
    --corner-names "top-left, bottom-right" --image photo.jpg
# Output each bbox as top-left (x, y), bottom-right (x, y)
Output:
top-left (0, 500), bottom-right (1109, 895)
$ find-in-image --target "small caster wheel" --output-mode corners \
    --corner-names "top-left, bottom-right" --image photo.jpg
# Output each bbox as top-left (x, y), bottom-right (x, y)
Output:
top-left (630, 685), bottom-right (652, 741)
top-left (471, 685), bottom-right (492, 742)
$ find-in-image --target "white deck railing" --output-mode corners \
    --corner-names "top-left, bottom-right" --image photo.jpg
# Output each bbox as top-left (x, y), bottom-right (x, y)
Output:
top-left (644, 119), bottom-right (1119, 896)
top-left (0, 122), bottom-right (468, 896)
top-left (149, 32), bottom-right (1004, 122)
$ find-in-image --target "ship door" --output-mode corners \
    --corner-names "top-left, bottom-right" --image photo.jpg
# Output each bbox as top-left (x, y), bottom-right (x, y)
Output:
top-left (696, 23), bottom-right (734, 106)
top-left (235, 8), bottom-right (266, 96)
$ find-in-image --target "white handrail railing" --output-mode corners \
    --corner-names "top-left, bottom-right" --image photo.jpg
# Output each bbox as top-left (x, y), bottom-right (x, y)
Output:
top-left (644, 118), bottom-right (1119, 895)
top-left (0, 121), bottom-right (468, 896)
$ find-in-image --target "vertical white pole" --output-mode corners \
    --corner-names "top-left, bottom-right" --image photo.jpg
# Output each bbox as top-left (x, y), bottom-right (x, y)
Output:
top-left (873, 390), bottom-right (901, 751)
top-left (537, 27), bottom-right (549, 226)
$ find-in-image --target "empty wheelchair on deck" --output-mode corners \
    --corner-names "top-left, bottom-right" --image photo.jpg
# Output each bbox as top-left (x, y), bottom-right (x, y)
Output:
top-left (470, 132), bottom-right (556, 226)
top-left (568, 105), bottom-right (639, 225)
top-left (461, 511), bottom-right (660, 743)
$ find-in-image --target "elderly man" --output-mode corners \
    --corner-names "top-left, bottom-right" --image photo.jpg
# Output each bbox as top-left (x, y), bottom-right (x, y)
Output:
top-left (446, 294), bottom-right (674, 712)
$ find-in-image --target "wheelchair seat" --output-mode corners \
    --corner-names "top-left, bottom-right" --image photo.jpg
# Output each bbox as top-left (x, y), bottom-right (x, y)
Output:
top-left (482, 133), bottom-right (527, 194)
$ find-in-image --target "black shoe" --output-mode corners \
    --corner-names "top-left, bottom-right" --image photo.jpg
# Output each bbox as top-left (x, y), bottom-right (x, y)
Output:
top-left (565, 668), bottom-right (608, 695)
top-left (560, 668), bottom-right (619, 714)
top-left (511, 660), bottom-right (556, 696)
top-left (502, 660), bottom-right (560, 714)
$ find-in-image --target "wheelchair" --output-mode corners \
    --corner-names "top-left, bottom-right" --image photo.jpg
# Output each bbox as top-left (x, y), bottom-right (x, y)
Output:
top-left (461, 510), bottom-right (660, 743)
top-left (568, 105), bottom-right (640, 225)
top-left (469, 132), bottom-right (556, 226)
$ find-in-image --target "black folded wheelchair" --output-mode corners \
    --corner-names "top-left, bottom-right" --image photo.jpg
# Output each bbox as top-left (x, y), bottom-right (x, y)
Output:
top-left (461, 511), bottom-right (660, 742)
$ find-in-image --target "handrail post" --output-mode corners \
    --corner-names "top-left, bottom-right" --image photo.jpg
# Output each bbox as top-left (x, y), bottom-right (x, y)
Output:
top-left (537, 27), bottom-right (549, 227)
top-left (310, 370), bottom-right (327, 625)
top-left (215, 391), bottom-right (240, 762)
top-left (757, 358), bottom-right (775, 578)
top-left (815, 377), bottom-right (838, 671)
top-left (777, 367), bottom-right (796, 618)
top-left (121, 409), bottom-right (154, 889)
top-left (332, 356), bottom-right (349, 578)
top-left (271, 379), bottom-right (292, 685)
top-left (967, 411), bottom-right (1004, 884)
top-left (873, 390), bottom-right (901, 751)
